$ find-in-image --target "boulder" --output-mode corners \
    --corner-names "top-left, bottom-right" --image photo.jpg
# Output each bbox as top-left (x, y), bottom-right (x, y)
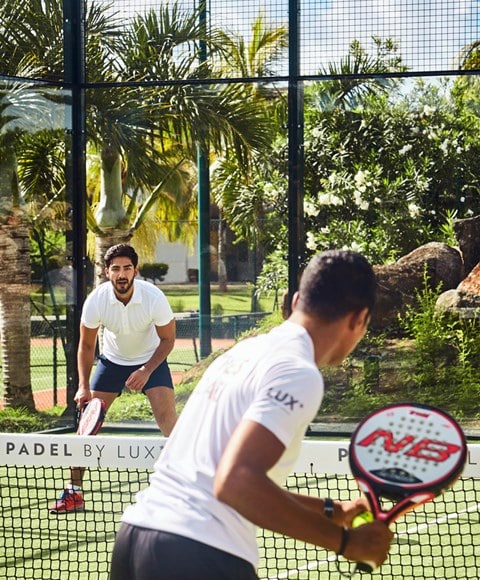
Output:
top-left (453, 215), bottom-right (480, 276)
top-left (436, 260), bottom-right (480, 315)
top-left (371, 242), bottom-right (464, 329)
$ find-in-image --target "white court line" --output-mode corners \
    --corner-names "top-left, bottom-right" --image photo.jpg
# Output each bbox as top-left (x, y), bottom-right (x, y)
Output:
top-left (266, 504), bottom-right (480, 580)
top-left (403, 502), bottom-right (480, 534)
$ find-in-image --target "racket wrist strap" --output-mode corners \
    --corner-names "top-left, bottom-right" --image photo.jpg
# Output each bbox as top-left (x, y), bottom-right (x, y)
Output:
top-left (336, 527), bottom-right (350, 557)
top-left (323, 497), bottom-right (334, 519)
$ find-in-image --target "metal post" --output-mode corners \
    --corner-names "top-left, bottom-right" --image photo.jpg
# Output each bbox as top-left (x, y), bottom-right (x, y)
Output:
top-left (63, 0), bottom-right (87, 416)
top-left (197, 0), bottom-right (212, 357)
top-left (53, 326), bottom-right (58, 407)
top-left (287, 0), bottom-right (305, 307)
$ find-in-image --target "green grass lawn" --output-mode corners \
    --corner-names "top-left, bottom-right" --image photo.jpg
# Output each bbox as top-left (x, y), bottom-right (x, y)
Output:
top-left (0, 343), bottom-right (67, 398)
top-left (161, 283), bottom-right (276, 315)
top-left (31, 283), bottom-right (278, 317)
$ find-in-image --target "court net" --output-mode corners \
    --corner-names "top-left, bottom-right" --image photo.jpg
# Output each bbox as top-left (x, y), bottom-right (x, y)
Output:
top-left (1, 433), bottom-right (479, 579)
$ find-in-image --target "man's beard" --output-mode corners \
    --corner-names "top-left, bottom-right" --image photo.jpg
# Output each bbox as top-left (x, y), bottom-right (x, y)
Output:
top-left (113, 278), bottom-right (133, 294)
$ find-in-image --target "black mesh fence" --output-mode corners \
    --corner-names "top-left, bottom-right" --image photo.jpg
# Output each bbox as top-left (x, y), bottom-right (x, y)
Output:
top-left (0, 1), bottom-right (480, 412)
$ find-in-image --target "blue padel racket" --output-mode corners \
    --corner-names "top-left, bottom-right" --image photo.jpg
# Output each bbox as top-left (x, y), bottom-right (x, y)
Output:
top-left (77, 398), bottom-right (106, 436)
top-left (347, 402), bottom-right (467, 574)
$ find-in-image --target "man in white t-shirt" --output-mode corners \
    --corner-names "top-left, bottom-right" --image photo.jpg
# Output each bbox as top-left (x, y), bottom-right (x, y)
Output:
top-left (49, 244), bottom-right (177, 514)
top-left (110, 250), bottom-right (393, 579)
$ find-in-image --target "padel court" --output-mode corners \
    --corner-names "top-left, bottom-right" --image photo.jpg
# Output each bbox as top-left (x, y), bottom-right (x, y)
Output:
top-left (1, 434), bottom-right (479, 579)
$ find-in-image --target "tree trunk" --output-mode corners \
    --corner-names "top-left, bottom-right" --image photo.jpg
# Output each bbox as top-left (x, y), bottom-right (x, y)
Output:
top-left (0, 219), bottom-right (34, 409)
top-left (92, 146), bottom-right (133, 286)
top-left (95, 147), bottom-right (127, 228)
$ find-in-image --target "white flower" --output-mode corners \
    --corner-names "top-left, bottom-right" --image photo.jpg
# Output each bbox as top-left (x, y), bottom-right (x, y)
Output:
top-left (439, 139), bottom-right (449, 155)
top-left (318, 193), bottom-right (343, 206)
top-left (359, 199), bottom-right (369, 210)
top-left (408, 203), bottom-right (421, 218)
top-left (304, 201), bottom-right (319, 217)
top-left (399, 144), bottom-right (413, 155)
top-left (353, 191), bottom-right (369, 210)
top-left (342, 241), bottom-right (363, 253)
top-left (354, 169), bottom-right (369, 188)
top-left (423, 105), bottom-right (435, 116)
top-left (306, 231), bottom-right (317, 251)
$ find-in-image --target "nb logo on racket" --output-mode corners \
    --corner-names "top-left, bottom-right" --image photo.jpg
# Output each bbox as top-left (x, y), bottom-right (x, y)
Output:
top-left (357, 429), bottom-right (463, 463)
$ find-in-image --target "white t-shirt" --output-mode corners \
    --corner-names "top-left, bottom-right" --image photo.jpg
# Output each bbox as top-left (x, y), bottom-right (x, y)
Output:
top-left (122, 320), bottom-right (324, 567)
top-left (81, 279), bottom-right (173, 365)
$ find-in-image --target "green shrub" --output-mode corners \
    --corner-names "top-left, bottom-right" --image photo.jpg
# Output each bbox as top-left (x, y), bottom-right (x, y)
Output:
top-left (398, 275), bottom-right (480, 418)
top-left (140, 263), bottom-right (169, 282)
top-left (212, 303), bottom-right (224, 315)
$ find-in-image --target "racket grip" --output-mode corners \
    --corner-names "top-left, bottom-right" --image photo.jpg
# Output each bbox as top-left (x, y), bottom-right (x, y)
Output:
top-left (356, 561), bottom-right (376, 574)
top-left (352, 512), bottom-right (376, 573)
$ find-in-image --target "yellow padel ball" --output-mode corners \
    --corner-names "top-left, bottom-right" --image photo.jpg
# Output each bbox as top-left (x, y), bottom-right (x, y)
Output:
top-left (352, 511), bottom-right (374, 527)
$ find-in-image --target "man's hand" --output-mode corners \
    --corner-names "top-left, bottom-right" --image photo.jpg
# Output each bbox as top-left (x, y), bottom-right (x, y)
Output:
top-left (74, 386), bottom-right (92, 409)
top-left (342, 521), bottom-right (393, 569)
top-left (337, 497), bottom-right (372, 527)
top-left (125, 366), bottom-right (150, 392)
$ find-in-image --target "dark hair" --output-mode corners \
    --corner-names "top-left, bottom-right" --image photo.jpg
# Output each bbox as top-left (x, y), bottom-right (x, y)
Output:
top-left (104, 244), bottom-right (139, 268)
top-left (296, 250), bottom-right (376, 321)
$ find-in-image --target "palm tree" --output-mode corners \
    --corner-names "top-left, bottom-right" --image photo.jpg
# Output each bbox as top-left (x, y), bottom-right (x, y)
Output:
top-left (85, 4), bottom-right (276, 283)
top-left (308, 37), bottom-right (406, 111)
top-left (211, 14), bottom-right (289, 286)
top-left (0, 0), bottom-right (80, 408)
top-left (458, 41), bottom-right (480, 70)
top-left (0, 1), bottom-right (282, 406)
top-left (0, 78), bottom-right (61, 408)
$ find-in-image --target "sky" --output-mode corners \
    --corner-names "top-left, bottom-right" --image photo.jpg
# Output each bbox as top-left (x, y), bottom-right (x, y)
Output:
top-left (110, 0), bottom-right (480, 75)
top-left (301, 0), bottom-right (480, 74)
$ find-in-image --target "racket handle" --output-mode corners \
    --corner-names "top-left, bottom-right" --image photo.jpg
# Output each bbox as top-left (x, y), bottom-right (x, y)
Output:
top-left (352, 512), bottom-right (376, 573)
top-left (356, 561), bottom-right (376, 574)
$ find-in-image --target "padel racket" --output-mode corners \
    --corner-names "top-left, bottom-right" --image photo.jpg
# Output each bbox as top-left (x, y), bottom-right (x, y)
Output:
top-left (76, 398), bottom-right (106, 436)
top-left (348, 402), bottom-right (467, 574)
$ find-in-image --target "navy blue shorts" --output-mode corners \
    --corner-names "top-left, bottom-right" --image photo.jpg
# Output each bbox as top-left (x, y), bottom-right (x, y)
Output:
top-left (110, 524), bottom-right (258, 580)
top-left (90, 355), bottom-right (174, 395)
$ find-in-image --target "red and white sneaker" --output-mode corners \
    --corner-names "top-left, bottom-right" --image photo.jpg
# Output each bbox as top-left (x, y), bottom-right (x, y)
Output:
top-left (49, 489), bottom-right (84, 514)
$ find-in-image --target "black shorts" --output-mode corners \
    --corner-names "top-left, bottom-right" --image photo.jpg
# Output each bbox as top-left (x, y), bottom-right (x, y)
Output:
top-left (90, 355), bottom-right (173, 395)
top-left (110, 523), bottom-right (258, 580)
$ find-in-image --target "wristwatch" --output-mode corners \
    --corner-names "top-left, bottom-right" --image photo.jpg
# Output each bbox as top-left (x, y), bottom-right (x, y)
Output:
top-left (324, 497), bottom-right (334, 519)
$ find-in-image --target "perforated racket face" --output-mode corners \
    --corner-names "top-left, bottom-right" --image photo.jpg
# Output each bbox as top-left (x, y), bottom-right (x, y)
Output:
top-left (349, 403), bottom-right (467, 500)
top-left (77, 398), bottom-right (106, 436)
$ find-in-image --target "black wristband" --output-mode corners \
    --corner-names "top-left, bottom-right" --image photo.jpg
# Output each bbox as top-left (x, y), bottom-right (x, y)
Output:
top-left (324, 497), bottom-right (334, 519)
top-left (337, 527), bottom-right (350, 556)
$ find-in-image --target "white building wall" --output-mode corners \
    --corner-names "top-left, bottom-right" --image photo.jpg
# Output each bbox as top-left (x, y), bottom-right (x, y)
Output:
top-left (154, 237), bottom-right (198, 283)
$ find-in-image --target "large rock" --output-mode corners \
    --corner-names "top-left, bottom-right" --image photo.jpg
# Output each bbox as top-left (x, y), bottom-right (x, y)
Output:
top-left (436, 260), bottom-right (480, 314)
top-left (371, 242), bottom-right (464, 329)
top-left (453, 215), bottom-right (480, 276)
